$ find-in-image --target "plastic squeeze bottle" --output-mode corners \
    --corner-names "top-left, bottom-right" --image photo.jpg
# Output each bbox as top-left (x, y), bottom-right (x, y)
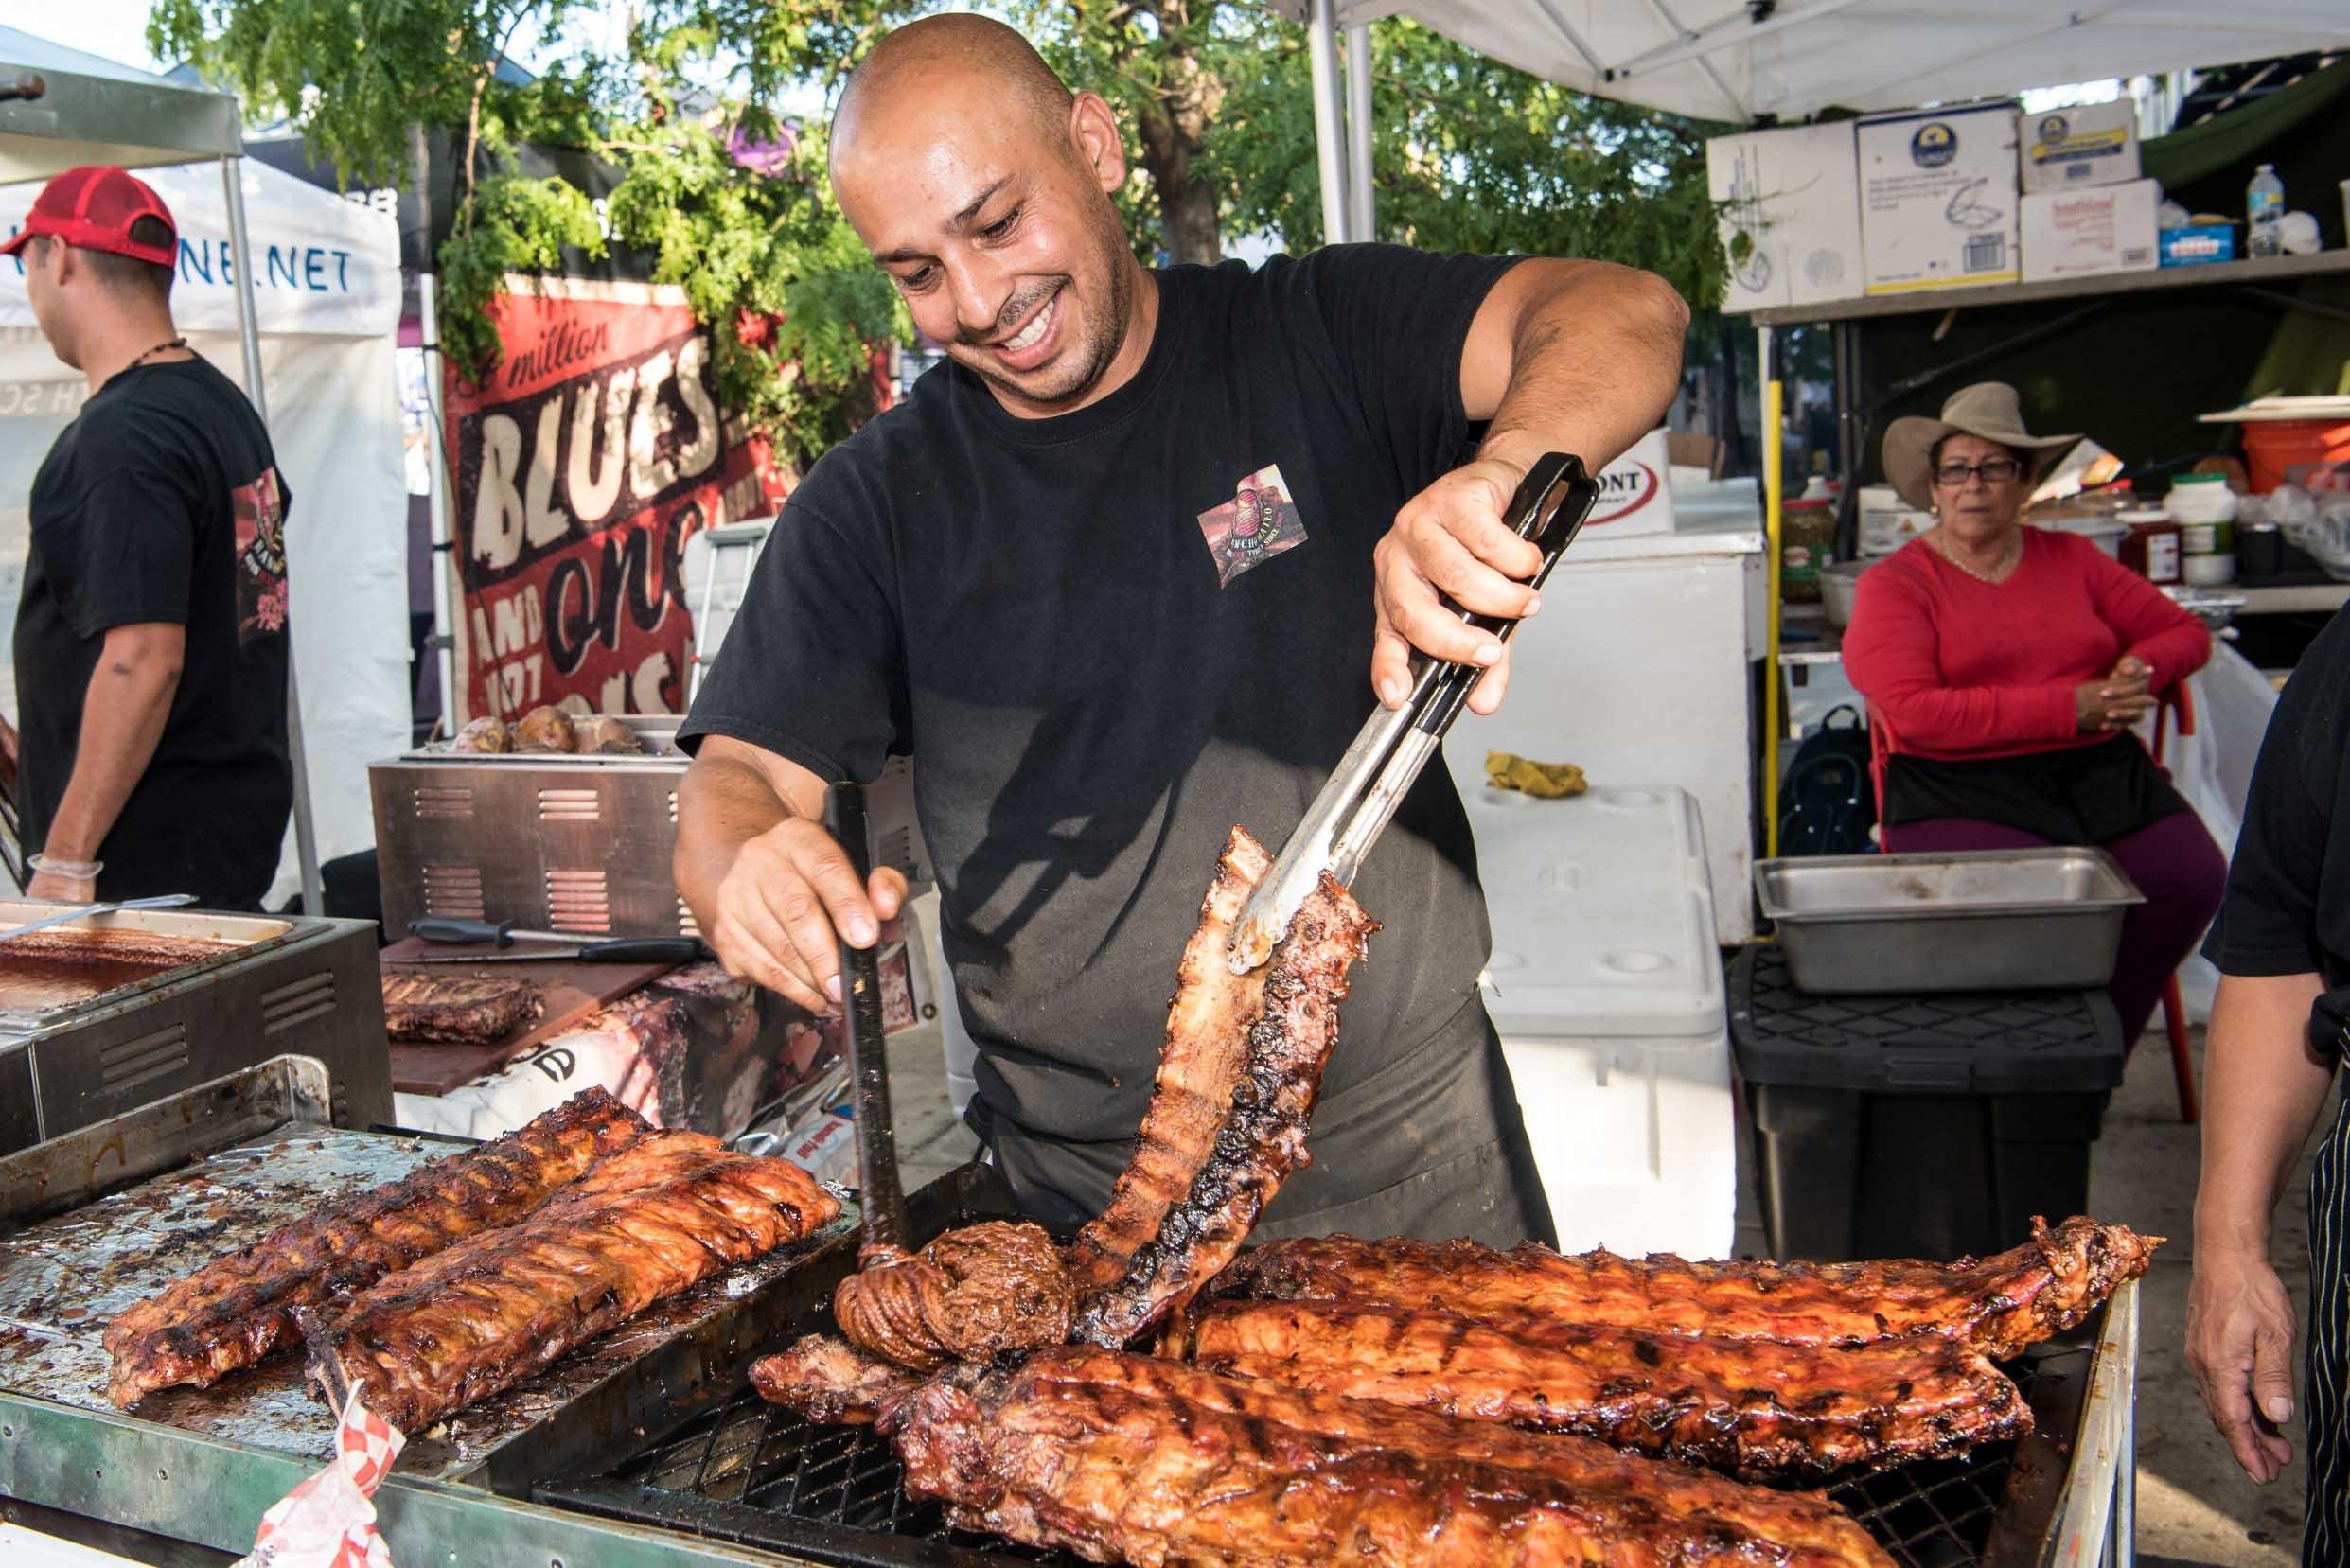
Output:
top-left (2248, 164), bottom-right (2285, 258)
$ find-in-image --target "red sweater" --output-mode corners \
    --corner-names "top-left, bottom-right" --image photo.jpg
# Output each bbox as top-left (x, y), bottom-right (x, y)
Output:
top-left (1842, 528), bottom-right (2211, 761)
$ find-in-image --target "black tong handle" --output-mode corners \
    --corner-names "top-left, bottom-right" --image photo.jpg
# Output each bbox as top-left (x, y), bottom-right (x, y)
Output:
top-left (1407, 452), bottom-right (1599, 738)
top-left (824, 781), bottom-right (906, 1248)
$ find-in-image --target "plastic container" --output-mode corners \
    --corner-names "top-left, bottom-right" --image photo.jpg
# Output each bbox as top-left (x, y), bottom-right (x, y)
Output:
top-left (2171, 475), bottom-right (2238, 584)
top-left (1731, 944), bottom-right (2124, 1261)
top-left (1819, 559), bottom-right (1870, 628)
top-left (2244, 418), bottom-right (2350, 493)
top-left (1780, 499), bottom-right (1834, 602)
top-left (2118, 508), bottom-right (2182, 583)
top-left (2247, 164), bottom-right (2284, 258)
top-left (2035, 517), bottom-right (2129, 559)
top-left (1465, 784), bottom-right (1735, 1260)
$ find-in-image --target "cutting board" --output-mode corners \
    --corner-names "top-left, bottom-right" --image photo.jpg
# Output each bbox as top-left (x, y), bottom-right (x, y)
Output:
top-left (379, 937), bottom-right (682, 1097)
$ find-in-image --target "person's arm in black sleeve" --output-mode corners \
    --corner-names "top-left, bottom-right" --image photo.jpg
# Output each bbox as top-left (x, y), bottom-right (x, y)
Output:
top-left (27, 465), bottom-right (194, 902)
top-left (673, 491), bottom-right (911, 1014)
top-left (1299, 245), bottom-right (1687, 715)
top-left (2188, 611), bottom-right (2349, 1486)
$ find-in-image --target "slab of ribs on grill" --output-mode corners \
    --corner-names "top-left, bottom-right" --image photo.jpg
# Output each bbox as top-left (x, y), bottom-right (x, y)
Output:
top-left (104, 1087), bottom-right (840, 1429)
top-left (768, 820), bottom-right (2160, 1564)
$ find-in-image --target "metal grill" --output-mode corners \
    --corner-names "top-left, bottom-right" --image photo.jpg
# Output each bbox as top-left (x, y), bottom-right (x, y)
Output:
top-left (543, 1340), bottom-right (2087, 1568)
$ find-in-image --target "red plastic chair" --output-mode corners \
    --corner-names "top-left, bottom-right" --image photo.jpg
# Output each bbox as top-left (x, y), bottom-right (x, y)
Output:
top-left (1864, 691), bottom-right (2200, 1123)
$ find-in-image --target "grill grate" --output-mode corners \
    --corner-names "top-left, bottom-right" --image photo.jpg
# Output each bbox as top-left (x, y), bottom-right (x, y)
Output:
top-left (546, 1342), bottom-right (2085, 1568)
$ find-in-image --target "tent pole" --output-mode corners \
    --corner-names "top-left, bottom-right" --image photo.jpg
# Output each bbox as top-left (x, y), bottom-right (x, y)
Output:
top-left (221, 155), bottom-right (324, 919)
top-left (1759, 324), bottom-right (1783, 861)
top-left (1344, 22), bottom-right (1374, 241)
top-left (1307, 0), bottom-right (1351, 244)
top-left (417, 273), bottom-right (461, 733)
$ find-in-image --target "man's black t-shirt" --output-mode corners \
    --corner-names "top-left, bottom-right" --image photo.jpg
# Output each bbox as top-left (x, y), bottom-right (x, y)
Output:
top-left (684, 246), bottom-right (1538, 1233)
top-left (17, 356), bottom-right (293, 909)
top-left (2207, 605), bottom-right (2350, 986)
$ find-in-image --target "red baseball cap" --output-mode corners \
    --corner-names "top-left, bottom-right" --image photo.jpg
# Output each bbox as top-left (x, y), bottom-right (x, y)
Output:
top-left (1, 166), bottom-right (177, 267)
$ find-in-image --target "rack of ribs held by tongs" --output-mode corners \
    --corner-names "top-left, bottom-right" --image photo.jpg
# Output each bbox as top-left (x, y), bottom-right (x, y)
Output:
top-left (1225, 450), bottom-right (1600, 974)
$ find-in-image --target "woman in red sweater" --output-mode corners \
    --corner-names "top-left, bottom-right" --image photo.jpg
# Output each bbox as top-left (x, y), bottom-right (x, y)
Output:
top-left (1843, 382), bottom-right (2225, 1048)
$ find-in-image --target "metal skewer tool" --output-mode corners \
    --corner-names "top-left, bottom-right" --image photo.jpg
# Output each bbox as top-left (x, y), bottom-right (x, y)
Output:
top-left (826, 779), bottom-right (908, 1249)
top-left (1228, 450), bottom-right (1599, 974)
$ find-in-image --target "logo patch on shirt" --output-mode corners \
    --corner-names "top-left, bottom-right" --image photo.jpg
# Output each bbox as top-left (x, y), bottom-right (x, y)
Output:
top-left (232, 467), bottom-right (290, 643)
top-left (1196, 464), bottom-right (1306, 589)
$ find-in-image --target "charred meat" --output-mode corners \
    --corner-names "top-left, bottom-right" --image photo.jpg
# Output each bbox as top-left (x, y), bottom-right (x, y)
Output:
top-left (105, 1088), bottom-right (647, 1407)
top-left (318, 1131), bottom-right (839, 1431)
top-left (1071, 867), bottom-right (1376, 1349)
top-left (754, 1336), bottom-right (1897, 1568)
top-left (835, 1222), bottom-right (1075, 1371)
top-left (1066, 827), bottom-right (1275, 1292)
top-left (380, 971), bottom-right (540, 1045)
top-left (1220, 1216), bottom-right (2159, 1360)
top-left (1170, 1298), bottom-right (2029, 1482)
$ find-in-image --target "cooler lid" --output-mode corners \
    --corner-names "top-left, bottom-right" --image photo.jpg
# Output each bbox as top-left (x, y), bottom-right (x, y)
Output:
top-left (1464, 784), bottom-right (1723, 1040)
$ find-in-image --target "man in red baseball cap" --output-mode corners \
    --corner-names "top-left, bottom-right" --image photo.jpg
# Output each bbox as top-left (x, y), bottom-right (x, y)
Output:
top-left (1, 166), bottom-right (295, 910)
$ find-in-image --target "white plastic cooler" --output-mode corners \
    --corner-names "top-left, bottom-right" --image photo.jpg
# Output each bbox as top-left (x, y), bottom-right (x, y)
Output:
top-left (1458, 783), bottom-right (1736, 1260)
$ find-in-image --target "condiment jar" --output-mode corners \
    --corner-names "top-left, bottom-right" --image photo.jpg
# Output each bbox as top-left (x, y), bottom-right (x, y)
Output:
top-left (2118, 508), bottom-right (2183, 585)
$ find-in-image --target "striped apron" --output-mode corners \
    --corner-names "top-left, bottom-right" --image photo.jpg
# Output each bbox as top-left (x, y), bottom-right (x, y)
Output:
top-left (2307, 1077), bottom-right (2350, 1564)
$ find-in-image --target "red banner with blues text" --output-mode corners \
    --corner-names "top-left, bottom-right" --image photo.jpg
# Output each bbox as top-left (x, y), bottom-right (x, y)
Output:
top-left (443, 278), bottom-right (791, 722)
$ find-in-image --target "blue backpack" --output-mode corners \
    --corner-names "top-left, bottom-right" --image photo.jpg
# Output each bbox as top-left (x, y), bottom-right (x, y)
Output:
top-left (1778, 705), bottom-right (1877, 856)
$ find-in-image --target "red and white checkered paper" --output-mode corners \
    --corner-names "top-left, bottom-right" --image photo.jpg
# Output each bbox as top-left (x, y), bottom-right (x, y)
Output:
top-left (237, 1383), bottom-right (405, 1568)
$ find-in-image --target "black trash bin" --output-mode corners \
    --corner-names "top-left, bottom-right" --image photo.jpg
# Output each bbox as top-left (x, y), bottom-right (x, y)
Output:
top-left (1729, 945), bottom-right (2125, 1262)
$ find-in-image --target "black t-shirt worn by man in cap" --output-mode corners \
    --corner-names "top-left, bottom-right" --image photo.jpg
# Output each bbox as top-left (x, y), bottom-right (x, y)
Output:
top-left (682, 244), bottom-right (1555, 1247)
top-left (16, 356), bottom-right (293, 909)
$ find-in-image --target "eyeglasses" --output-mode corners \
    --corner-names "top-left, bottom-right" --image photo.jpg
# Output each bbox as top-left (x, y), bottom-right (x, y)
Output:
top-left (1933, 457), bottom-right (2024, 487)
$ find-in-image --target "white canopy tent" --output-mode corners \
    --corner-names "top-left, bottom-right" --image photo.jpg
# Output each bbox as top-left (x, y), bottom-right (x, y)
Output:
top-left (0, 27), bottom-right (325, 911)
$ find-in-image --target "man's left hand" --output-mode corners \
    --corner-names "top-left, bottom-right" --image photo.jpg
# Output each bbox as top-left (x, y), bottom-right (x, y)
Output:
top-left (1371, 457), bottom-right (1545, 716)
top-left (26, 866), bottom-right (95, 903)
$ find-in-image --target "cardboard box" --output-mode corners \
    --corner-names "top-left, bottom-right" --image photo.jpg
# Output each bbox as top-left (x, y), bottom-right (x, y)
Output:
top-left (1584, 429), bottom-right (1676, 537)
top-left (2020, 101), bottom-right (2142, 194)
top-left (2023, 179), bottom-right (2159, 282)
top-left (1706, 122), bottom-right (1865, 313)
top-left (1859, 102), bottom-right (2021, 295)
top-left (2160, 223), bottom-right (2235, 266)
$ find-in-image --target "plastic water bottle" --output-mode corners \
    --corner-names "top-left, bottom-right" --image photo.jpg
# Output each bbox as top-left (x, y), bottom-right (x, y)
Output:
top-left (2248, 164), bottom-right (2285, 258)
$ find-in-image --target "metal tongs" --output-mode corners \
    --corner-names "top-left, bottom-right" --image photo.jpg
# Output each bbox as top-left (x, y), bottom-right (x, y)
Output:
top-left (1228, 451), bottom-right (1599, 973)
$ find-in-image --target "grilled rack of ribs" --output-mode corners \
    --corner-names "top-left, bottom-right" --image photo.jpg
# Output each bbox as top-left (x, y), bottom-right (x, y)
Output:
top-left (1066, 828), bottom-right (1275, 1293)
top-left (1071, 867), bottom-right (1376, 1349)
top-left (753, 1336), bottom-right (1897, 1568)
top-left (836, 827), bottom-right (1376, 1371)
top-left (315, 1130), bottom-right (839, 1431)
top-left (834, 1223), bottom-right (1075, 1372)
top-left (380, 970), bottom-right (541, 1045)
top-left (104, 1088), bottom-right (649, 1408)
top-left (1220, 1215), bottom-right (2159, 1360)
top-left (1170, 1298), bottom-right (2029, 1482)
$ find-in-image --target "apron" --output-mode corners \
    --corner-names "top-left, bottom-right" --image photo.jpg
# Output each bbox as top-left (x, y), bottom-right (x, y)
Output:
top-left (983, 996), bottom-right (1558, 1252)
top-left (2307, 1078), bottom-right (2350, 1565)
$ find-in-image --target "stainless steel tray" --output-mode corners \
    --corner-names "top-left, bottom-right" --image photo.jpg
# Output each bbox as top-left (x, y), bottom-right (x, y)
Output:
top-left (1754, 849), bottom-right (2145, 995)
top-left (0, 905), bottom-right (307, 1032)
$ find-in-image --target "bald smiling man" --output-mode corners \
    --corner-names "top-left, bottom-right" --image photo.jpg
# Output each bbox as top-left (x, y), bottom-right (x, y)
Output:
top-left (676, 15), bottom-right (1688, 1246)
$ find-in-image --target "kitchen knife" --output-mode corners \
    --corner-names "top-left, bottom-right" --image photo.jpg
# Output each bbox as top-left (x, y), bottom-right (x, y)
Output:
top-left (1227, 452), bottom-right (1599, 972)
top-left (408, 916), bottom-right (578, 947)
top-left (826, 779), bottom-right (906, 1250)
top-left (0, 892), bottom-right (198, 944)
top-left (394, 937), bottom-right (708, 965)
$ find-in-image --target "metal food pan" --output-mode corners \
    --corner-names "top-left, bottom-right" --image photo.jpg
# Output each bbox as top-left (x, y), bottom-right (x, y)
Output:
top-left (1755, 849), bottom-right (2145, 995)
top-left (0, 906), bottom-right (310, 1031)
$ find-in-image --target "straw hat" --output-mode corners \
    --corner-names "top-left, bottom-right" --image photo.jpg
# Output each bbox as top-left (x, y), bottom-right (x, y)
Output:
top-left (1882, 383), bottom-right (2082, 511)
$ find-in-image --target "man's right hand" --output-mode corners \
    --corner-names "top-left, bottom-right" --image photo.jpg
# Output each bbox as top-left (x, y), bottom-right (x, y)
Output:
top-left (2186, 1243), bottom-right (2299, 1483)
top-left (675, 737), bottom-right (907, 1016)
